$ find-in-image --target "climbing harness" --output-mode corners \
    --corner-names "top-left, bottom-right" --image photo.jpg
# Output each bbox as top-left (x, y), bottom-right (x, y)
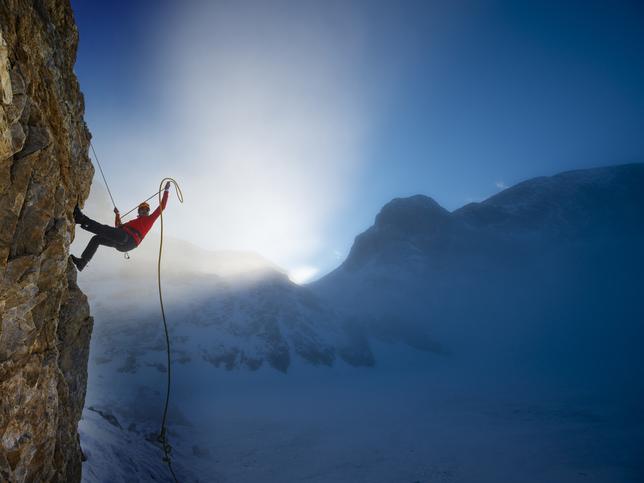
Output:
top-left (87, 144), bottom-right (184, 482)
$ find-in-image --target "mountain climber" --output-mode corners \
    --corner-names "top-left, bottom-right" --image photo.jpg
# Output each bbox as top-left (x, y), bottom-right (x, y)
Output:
top-left (70, 182), bottom-right (171, 271)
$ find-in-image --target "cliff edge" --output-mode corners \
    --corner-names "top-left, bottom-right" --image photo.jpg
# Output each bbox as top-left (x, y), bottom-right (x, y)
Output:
top-left (0, 1), bottom-right (94, 481)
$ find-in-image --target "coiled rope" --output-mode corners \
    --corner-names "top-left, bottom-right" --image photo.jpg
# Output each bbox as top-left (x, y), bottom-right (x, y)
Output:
top-left (87, 143), bottom-right (184, 482)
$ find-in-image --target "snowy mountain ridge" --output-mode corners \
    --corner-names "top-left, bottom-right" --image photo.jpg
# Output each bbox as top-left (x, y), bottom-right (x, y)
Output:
top-left (335, 163), bottom-right (644, 273)
top-left (79, 163), bottom-right (644, 482)
top-left (83, 163), bottom-right (644, 376)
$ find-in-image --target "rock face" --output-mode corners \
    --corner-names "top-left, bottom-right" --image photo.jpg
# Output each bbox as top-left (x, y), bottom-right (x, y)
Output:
top-left (0, 1), bottom-right (94, 481)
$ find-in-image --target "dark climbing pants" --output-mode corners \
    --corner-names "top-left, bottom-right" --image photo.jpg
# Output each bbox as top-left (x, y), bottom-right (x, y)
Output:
top-left (79, 218), bottom-right (137, 264)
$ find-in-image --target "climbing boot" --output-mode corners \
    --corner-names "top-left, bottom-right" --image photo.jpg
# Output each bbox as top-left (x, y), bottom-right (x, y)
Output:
top-left (70, 255), bottom-right (87, 272)
top-left (73, 205), bottom-right (88, 225)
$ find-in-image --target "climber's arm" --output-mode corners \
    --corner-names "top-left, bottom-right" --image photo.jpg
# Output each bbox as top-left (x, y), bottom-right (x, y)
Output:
top-left (114, 207), bottom-right (122, 227)
top-left (149, 185), bottom-right (170, 222)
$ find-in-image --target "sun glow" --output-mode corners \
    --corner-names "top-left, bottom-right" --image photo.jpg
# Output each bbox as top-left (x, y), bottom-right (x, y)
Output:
top-left (288, 266), bottom-right (320, 285)
top-left (138, 1), bottom-right (373, 273)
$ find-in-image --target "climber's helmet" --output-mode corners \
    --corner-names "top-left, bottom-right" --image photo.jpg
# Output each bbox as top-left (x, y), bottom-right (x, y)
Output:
top-left (138, 202), bottom-right (150, 216)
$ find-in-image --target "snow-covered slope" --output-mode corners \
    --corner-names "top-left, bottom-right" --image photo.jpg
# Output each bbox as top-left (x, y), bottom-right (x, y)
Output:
top-left (78, 163), bottom-right (644, 482)
top-left (85, 268), bottom-right (373, 376)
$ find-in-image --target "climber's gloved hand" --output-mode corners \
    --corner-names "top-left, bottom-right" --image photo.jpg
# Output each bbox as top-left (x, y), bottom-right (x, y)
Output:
top-left (113, 207), bottom-right (120, 214)
top-left (164, 181), bottom-right (171, 192)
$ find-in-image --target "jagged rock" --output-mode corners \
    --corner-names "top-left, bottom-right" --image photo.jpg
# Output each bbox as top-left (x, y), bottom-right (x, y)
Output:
top-left (5, 71), bottom-right (26, 125)
top-left (15, 125), bottom-right (50, 159)
top-left (5, 95), bottom-right (25, 127)
top-left (9, 122), bottom-right (25, 154)
top-left (0, 1), bottom-right (94, 482)
top-left (10, 69), bottom-right (25, 96)
top-left (0, 33), bottom-right (11, 104)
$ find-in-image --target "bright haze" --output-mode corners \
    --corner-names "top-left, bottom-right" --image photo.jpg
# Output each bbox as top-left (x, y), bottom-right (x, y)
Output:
top-left (71, 0), bottom-right (644, 282)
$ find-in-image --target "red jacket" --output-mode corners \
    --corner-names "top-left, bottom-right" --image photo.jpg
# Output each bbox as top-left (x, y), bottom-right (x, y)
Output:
top-left (115, 190), bottom-right (169, 245)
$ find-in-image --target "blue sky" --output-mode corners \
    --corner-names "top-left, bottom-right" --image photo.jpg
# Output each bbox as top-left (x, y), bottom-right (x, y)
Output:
top-left (71, 0), bottom-right (644, 281)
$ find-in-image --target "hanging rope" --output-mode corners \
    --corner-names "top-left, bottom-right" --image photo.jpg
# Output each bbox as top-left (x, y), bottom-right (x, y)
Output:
top-left (86, 141), bottom-right (185, 481)
top-left (87, 140), bottom-right (158, 220)
top-left (119, 189), bottom-right (164, 219)
top-left (156, 177), bottom-right (184, 483)
top-left (89, 141), bottom-right (117, 210)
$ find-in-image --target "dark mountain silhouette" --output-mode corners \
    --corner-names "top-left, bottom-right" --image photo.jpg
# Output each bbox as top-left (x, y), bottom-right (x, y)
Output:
top-left (313, 163), bottom-right (644, 394)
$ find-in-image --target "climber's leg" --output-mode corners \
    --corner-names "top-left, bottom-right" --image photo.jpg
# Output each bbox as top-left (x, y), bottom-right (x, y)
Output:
top-left (71, 234), bottom-right (120, 271)
top-left (80, 218), bottom-right (128, 242)
top-left (74, 206), bottom-right (128, 243)
top-left (83, 234), bottom-right (120, 259)
top-left (71, 207), bottom-right (137, 271)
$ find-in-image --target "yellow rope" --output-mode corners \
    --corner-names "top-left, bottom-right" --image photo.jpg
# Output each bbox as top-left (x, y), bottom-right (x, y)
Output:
top-left (156, 177), bottom-right (183, 482)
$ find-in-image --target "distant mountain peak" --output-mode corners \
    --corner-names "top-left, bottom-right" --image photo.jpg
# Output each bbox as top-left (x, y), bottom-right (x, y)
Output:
top-left (332, 163), bottom-right (644, 273)
top-left (375, 194), bottom-right (450, 233)
top-left (337, 195), bottom-right (451, 271)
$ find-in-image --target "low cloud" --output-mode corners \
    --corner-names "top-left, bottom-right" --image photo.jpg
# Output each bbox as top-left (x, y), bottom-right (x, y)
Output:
top-left (101, 0), bottom-right (375, 273)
